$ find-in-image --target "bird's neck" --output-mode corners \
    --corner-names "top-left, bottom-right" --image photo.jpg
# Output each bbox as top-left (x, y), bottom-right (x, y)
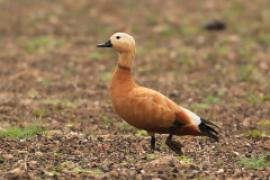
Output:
top-left (117, 52), bottom-right (134, 70)
top-left (111, 52), bottom-right (136, 92)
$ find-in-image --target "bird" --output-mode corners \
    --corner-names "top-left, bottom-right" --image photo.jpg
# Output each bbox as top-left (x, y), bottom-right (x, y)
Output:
top-left (97, 32), bottom-right (219, 153)
top-left (204, 20), bottom-right (226, 31)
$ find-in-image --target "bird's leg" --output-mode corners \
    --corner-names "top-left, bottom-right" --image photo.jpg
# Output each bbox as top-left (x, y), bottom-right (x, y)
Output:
top-left (165, 134), bottom-right (173, 145)
top-left (165, 134), bottom-right (182, 155)
top-left (151, 135), bottom-right (155, 151)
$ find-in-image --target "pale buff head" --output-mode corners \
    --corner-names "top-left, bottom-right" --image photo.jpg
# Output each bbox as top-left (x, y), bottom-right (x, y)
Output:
top-left (97, 32), bottom-right (135, 53)
top-left (97, 33), bottom-right (136, 69)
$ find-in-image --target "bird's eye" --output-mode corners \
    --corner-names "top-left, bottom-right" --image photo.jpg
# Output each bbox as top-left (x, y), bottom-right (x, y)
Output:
top-left (116, 36), bottom-right (121, 40)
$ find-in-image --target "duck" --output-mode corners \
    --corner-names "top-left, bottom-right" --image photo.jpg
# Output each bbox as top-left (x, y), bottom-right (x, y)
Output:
top-left (97, 32), bottom-right (219, 152)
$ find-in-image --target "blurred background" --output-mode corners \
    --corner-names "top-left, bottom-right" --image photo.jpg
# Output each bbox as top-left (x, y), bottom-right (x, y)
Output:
top-left (0, 0), bottom-right (269, 178)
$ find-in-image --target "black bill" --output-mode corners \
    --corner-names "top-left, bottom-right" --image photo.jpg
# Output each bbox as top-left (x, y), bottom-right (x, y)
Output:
top-left (97, 40), bottom-right (112, 48)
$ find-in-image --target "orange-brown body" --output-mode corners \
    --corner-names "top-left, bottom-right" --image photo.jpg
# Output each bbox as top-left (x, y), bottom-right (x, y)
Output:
top-left (110, 68), bottom-right (200, 136)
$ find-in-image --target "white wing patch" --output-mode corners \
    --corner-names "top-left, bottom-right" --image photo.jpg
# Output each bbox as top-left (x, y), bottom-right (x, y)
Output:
top-left (182, 107), bottom-right (201, 126)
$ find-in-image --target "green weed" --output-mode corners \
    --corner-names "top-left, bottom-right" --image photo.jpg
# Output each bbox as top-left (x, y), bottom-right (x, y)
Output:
top-left (117, 122), bottom-right (135, 132)
top-left (239, 65), bottom-right (254, 82)
top-left (244, 129), bottom-right (266, 138)
top-left (191, 103), bottom-right (209, 110)
top-left (88, 52), bottom-right (104, 61)
top-left (101, 115), bottom-right (114, 125)
top-left (257, 120), bottom-right (270, 127)
top-left (146, 153), bottom-right (158, 161)
top-left (177, 155), bottom-right (193, 165)
top-left (256, 33), bottom-right (270, 46)
top-left (72, 167), bottom-right (103, 176)
top-left (40, 99), bottom-right (76, 108)
top-left (100, 72), bottom-right (112, 82)
top-left (27, 89), bottom-right (39, 98)
top-left (237, 154), bottom-right (269, 170)
top-left (0, 124), bottom-right (44, 139)
top-left (25, 36), bottom-right (64, 54)
top-left (37, 79), bottom-right (53, 88)
top-left (135, 130), bottom-right (148, 137)
top-left (32, 109), bottom-right (48, 118)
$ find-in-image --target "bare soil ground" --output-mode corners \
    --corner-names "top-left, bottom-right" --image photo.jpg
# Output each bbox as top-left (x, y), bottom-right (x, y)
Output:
top-left (0, 0), bottom-right (269, 179)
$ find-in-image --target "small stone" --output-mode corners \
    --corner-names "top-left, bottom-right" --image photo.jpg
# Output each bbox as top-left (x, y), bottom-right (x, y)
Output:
top-left (6, 167), bottom-right (24, 178)
top-left (35, 151), bottom-right (43, 157)
top-left (3, 154), bottom-right (13, 160)
top-left (232, 151), bottom-right (240, 156)
top-left (217, 169), bottom-right (224, 173)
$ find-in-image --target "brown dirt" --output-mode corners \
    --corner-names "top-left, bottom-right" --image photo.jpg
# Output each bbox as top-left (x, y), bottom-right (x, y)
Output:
top-left (0, 0), bottom-right (269, 179)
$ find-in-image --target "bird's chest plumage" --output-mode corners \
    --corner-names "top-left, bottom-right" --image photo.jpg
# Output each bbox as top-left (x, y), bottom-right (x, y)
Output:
top-left (110, 69), bottom-right (137, 120)
top-left (110, 72), bottom-right (174, 132)
top-left (110, 71), bottom-right (151, 129)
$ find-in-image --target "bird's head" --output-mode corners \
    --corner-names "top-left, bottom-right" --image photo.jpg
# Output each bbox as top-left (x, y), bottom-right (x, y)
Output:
top-left (97, 32), bottom-right (135, 53)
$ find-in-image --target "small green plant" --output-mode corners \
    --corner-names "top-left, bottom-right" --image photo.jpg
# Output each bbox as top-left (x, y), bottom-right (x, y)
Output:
top-left (191, 103), bottom-right (209, 110)
top-left (206, 95), bottom-right (220, 104)
top-left (146, 15), bottom-right (158, 26)
top-left (245, 92), bottom-right (265, 105)
top-left (72, 167), bottom-right (103, 176)
top-left (175, 48), bottom-right (194, 65)
top-left (257, 120), bottom-right (270, 127)
top-left (101, 115), bottom-right (114, 125)
top-left (88, 52), bottom-right (104, 61)
top-left (25, 36), bottom-right (64, 54)
top-left (239, 65), bottom-right (254, 82)
top-left (126, 157), bottom-right (136, 163)
top-left (27, 89), bottom-right (39, 98)
top-left (217, 46), bottom-right (230, 56)
top-left (191, 95), bottom-right (220, 110)
top-left (159, 26), bottom-right (175, 37)
top-left (256, 33), bottom-right (270, 46)
top-left (40, 99), bottom-right (76, 108)
top-left (37, 79), bottom-right (53, 87)
top-left (179, 26), bottom-right (198, 36)
top-left (100, 72), bottom-right (112, 82)
top-left (117, 122), bottom-right (135, 132)
top-left (244, 129), bottom-right (265, 138)
top-left (0, 124), bottom-right (44, 139)
top-left (177, 155), bottom-right (193, 165)
top-left (146, 153), bottom-right (158, 161)
top-left (237, 155), bottom-right (269, 170)
top-left (135, 130), bottom-right (148, 137)
top-left (32, 109), bottom-right (48, 118)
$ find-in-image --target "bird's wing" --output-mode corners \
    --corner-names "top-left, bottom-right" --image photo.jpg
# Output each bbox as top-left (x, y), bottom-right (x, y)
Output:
top-left (128, 87), bottom-right (194, 131)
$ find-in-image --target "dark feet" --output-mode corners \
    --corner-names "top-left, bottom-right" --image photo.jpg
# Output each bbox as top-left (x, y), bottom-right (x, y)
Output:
top-left (150, 135), bottom-right (155, 152)
top-left (165, 134), bottom-right (182, 154)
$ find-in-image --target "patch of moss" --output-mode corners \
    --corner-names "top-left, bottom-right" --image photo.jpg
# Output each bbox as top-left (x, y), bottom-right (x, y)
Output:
top-left (135, 130), bottom-right (148, 137)
top-left (40, 99), bottom-right (76, 108)
top-left (72, 167), bottom-right (103, 176)
top-left (100, 72), bottom-right (112, 82)
top-left (27, 89), bottom-right (39, 98)
top-left (101, 115), bottom-right (114, 125)
top-left (244, 129), bottom-right (266, 138)
top-left (32, 109), bottom-right (48, 118)
top-left (25, 36), bottom-right (64, 54)
top-left (88, 52), bottom-right (104, 61)
top-left (146, 153), bottom-right (158, 161)
top-left (177, 155), bottom-right (193, 165)
top-left (257, 120), bottom-right (270, 127)
top-left (117, 122), bottom-right (135, 132)
top-left (0, 124), bottom-right (44, 139)
top-left (237, 155), bottom-right (269, 170)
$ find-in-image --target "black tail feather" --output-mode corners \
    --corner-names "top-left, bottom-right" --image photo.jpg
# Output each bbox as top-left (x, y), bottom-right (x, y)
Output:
top-left (201, 118), bottom-right (220, 129)
top-left (199, 118), bottom-right (219, 141)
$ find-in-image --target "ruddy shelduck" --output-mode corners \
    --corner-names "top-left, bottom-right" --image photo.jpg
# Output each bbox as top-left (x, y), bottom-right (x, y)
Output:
top-left (97, 33), bottom-right (219, 152)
